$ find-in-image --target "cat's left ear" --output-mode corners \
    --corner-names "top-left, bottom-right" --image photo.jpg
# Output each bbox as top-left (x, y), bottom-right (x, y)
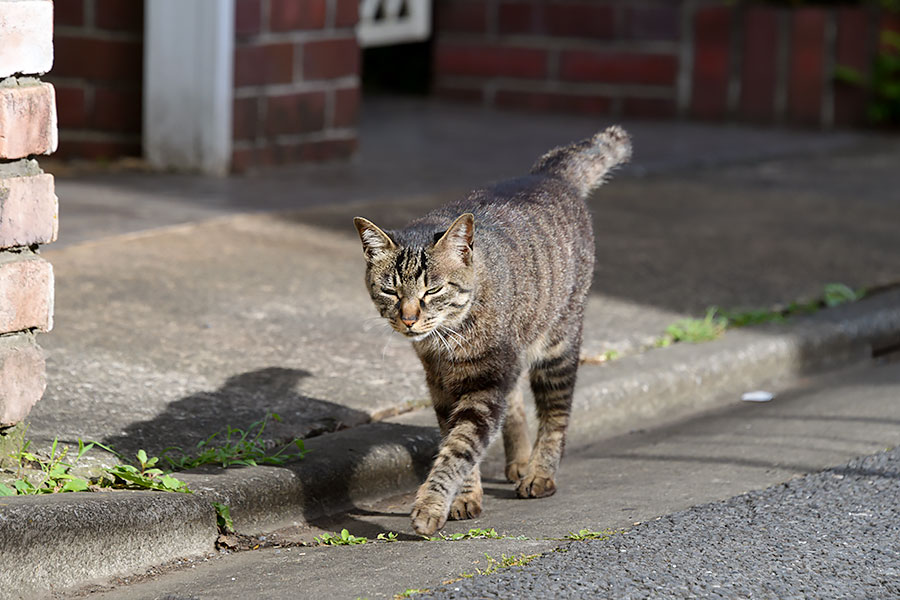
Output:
top-left (435, 213), bottom-right (474, 266)
top-left (354, 217), bottom-right (396, 261)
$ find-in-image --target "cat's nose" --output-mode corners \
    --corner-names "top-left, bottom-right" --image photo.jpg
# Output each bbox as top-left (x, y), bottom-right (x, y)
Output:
top-left (400, 299), bottom-right (420, 327)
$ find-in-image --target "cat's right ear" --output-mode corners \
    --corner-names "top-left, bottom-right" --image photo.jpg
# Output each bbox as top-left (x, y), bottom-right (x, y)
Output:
top-left (354, 217), bottom-right (396, 261)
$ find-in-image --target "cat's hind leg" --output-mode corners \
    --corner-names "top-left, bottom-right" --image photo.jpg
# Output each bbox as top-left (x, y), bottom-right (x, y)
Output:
top-left (503, 384), bottom-right (531, 482)
top-left (517, 333), bottom-right (580, 499)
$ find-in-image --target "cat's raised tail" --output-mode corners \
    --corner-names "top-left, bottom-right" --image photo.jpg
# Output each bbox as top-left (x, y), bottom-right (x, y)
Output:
top-left (530, 125), bottom-right (632, 198)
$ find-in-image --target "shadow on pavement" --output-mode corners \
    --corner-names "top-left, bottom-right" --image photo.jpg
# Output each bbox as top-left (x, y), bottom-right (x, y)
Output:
top-left (102, 367), bottom-right (371, 459)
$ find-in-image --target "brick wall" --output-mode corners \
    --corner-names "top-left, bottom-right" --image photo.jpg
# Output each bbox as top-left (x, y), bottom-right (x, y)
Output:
top-left (45, 0), bottom-right (143, 160)
top-left (433, 1), bottom-right (884, 128)
top-left (231, 0), bottom-right (361, 171)
top-left (0, 0), bottom-right (58, 427)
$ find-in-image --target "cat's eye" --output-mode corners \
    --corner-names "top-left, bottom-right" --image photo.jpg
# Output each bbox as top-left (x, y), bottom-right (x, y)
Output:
top-left (423, 286), bottom-right (444, 296)
top-left (380, 287), bottom-right (398, 296)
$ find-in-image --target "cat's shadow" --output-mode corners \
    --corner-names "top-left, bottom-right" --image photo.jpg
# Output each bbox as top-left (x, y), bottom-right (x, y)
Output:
top-left (102, 366), bottom-right (371, 459)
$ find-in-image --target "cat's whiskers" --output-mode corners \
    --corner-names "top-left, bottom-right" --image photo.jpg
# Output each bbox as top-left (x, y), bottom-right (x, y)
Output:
top-left (439, 325), bottom-right (466, 350)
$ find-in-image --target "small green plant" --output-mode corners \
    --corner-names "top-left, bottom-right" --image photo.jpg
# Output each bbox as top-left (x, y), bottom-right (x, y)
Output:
top-left (426, 527), bottom-right (523, 541)
top-left (564, 528), bottom-right (614, 541)
top-left (470, 553), bottom-right (540, 576)
top-left (658, 307), bottom-right (727, 346)
top-left (581, 349), bottom-right (620, 365)
top-left (0, 438), bottom-right (93, 495)
top-left (836, 30), bottom-right (900, 125)
top-left (213, 502), bottom-right (235, 534)
top-left (162, 413), bottom-right (307, 470)
top-left (101, 449), bottom-right (191, 493)
top-left (315, 528), bottom-right (368, 546)
top-left (656, 283), bottom-right (866, 348)
top-left (376, 531), bottom-right (399, 542)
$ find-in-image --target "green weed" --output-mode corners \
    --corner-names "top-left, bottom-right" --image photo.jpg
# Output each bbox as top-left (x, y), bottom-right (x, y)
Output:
top-left (656, 283), bottom-right (866, 348)
top-left (0, 438), bottom-right (93, 495)
top-left (376, 531), bottom-right (399, 542)
top-left (564, 528), bottom-right (615, 541)
top-left (658, 307), bottom-right (727, 346)
top-left (161, 413), bottom-right (307, 470)
top-left (315, 528), bottom-right (368, 546)
top-left (426, 527), bottom-right (525, 542)
top-left (100, 448), bottom-right (191, 493)
top-left (213, 502), bottom-right (235, 534)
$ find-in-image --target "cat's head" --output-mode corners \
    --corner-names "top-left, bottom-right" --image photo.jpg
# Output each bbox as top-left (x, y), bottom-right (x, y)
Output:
top-left (353, 213), bottom-right (476, 340)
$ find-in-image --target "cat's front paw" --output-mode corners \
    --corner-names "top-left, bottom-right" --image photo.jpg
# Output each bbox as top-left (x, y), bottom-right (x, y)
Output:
top-left (515, 470), bottom-right (557, 499)
top-left (505, 460), bottom-right (528, 483)
top-left (411, 487), bottom-right (450, 535)
top-left (449, 487), bottom-right (483, 520)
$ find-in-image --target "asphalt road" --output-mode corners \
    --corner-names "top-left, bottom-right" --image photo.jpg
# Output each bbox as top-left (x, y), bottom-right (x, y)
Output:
top-left (424, 442), bottom-right (900, 600)
top-left (73, 356), bottom-right (900, 600)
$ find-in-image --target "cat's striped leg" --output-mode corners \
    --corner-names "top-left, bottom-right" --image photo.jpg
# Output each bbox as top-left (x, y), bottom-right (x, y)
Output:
top-left (433, 405), bottom-right (484, 522)
top-left (518, 342), bottom-right (580, 499)
top-left (412, 389), bottom-right (508, 535)
top-left (503, 384), bottom-right (531, 483)
top-left (449, 464), bottom-right (483, 520)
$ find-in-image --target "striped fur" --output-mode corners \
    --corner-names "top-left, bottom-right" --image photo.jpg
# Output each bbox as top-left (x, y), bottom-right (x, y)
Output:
top-left (354, 126), bottom-right (631, 535)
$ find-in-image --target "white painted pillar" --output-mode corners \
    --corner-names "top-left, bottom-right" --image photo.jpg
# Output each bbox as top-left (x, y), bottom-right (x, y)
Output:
top-left (143, 0), bottom-right (234, 176)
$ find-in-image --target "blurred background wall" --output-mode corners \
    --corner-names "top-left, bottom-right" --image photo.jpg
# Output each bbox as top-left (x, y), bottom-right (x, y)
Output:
top-left (46, 0), bottom-right (899, 172)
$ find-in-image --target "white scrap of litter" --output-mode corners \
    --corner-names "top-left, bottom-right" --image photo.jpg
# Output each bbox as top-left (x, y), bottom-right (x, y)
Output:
top-left (741, 390), bottom-right (774, 402)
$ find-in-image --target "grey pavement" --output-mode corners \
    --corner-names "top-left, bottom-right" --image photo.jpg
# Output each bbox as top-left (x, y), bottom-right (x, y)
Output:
top-left (72, 358), bottom-right (900, 599)
top-left (2, 97), bottom-right (900, 596)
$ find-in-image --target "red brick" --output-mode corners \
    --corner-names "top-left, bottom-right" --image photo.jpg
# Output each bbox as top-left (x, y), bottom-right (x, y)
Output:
top-left (623, 5), bottom-right (680, 41)
top-left (497, 2), bottom-right (532, 34)
top-left (623, 96), bottom-right (677, 118)
top-left (0, 333), bottom-right (46, 427)
top-left (54, 138), bottom-right (141, 160)
top-left (234, 43), bottom-right (294, 86)
top-left (270, 0), bottom-right (326, 31)
top-left (437, 1), bottom-right (487, 33)
top-left (690, 5), bottom-right (732, 120)
top-left (560, 51), bottom-right (677, 85)
top-left (55, 85), bottom-right (87, 129)
top-left (543, 2), bottom-right (614, 39)
top-left (333, 86), bottom-right (360, 128)
top-left (437, 43), bottom-right (548, 79)
top-left (91, 87), bottom-right (142, 133)
top-left (335, 0), bottom-right (359, 28)
top-left (233, 97), bottom-right (260, 140)
top-left (0, 256), bottom-right (53, 333)
top-left (0, 83), bottom-right (58, 159)
top-left (303, 38), bottom-right (359, 80)
top-left (0, 0), bottom-right (54, 78)
top-left (95, 0), bottom-right (144, 31)
top-left (739, 6), bottom-right (778, 122)
top-left (497, 2), bottom-right (613, 38)
top-left (53, 36), bottom-right (143, 82)
top-left (788, 8), bottom-right (826, 126)
top-left (834, 7), bottom-right (870, 127)
top-left (0, 174), bottom-right (58, 249)
top-left (235, 0), bottom-right (262, 37)
top-left (54, 0), bottom-right (84, 27)
top-left (264, 91), bottom-right (327, 136)
top-left (494, 89), bottom-right (611, 114)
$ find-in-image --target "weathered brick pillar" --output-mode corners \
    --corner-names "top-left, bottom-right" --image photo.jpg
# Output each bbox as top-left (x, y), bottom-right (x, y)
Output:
top-left (0, 0), bottom-right (58, 429)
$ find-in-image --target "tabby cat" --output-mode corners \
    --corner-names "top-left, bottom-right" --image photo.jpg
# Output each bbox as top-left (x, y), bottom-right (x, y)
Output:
top-left (354, 126), bottom-right (632, 535)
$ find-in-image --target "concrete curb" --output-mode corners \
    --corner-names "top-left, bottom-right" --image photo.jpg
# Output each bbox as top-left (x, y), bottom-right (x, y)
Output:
top-left (2, 289), bottom-right (899, 597)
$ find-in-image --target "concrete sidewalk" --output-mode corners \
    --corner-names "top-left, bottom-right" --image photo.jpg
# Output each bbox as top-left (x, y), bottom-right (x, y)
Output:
top-left (2, 99), bottom-right (900, 596)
